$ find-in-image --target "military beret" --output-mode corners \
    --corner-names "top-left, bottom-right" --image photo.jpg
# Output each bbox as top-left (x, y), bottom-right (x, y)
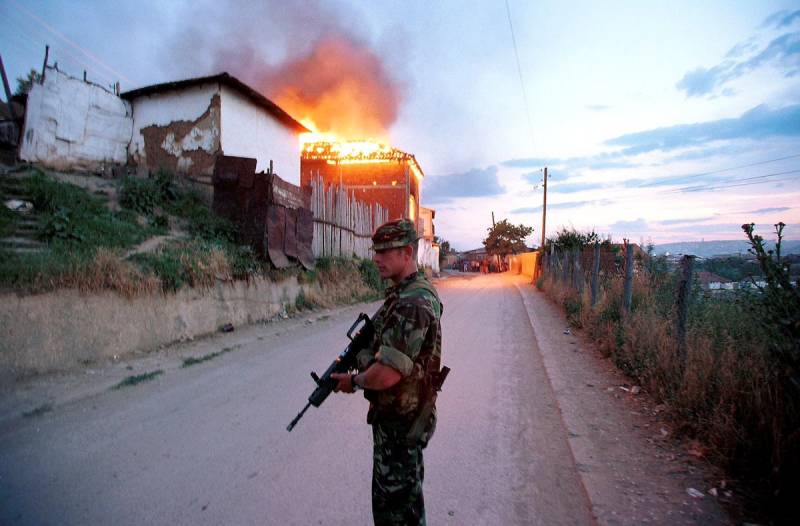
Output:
top-left (372, 219), bottom-right (419, 251)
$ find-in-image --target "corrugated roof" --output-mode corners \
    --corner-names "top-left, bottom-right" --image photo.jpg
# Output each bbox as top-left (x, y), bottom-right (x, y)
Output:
top-left (120, 73), bottom-right (309, 133)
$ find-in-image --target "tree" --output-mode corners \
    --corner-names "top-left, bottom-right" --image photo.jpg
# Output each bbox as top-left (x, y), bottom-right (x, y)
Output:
top-left (434, 236), bottom-right (454, 266)
top-left (483, 219), bottom-right (533, 257)
top-left (14, 69), bottom-right (42, 96)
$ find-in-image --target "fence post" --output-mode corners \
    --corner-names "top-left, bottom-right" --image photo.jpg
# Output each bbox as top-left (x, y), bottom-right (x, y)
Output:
top-left (622, 243), bottom-right (634, 314)
top-left (591, 242), bottom-right (600, 306)
top-left (675, 255), bottom-right (695, 364)
top-left (573, 248), bottom-right (583, 293)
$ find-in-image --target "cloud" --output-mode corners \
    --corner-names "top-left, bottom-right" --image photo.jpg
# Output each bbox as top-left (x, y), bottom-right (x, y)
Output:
top-left (610, 218), bottom-right (650, 231)
top-left (510, 206), bottom-right (540, 214)
top-left (586, 159), bottom-right (634, 170)
top-left (763, 10), bottom-right (800, 29)
top-left (423, 166), bottom-right (504, 203)
top-left (521, 169), bottom-right (572, 184)
top-left (659, 216), bottom-right (716, 225)
top-left (510, 199), bottom-right (605, 214)
top-left (748, 206), bottom-right (791, 214)
top-left (551, 182), bottom-right (605, 194)
top-left (676, 26), bottom-right (800, 97)
top-left (502, 157), bottom-right (559, 169)
top-left (606, 103), bottom-right (800, 155)
top-left (586, 104), bottom-right (611, 111)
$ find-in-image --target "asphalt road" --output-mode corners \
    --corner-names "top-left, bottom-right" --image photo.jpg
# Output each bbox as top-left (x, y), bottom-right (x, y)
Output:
top-left (0, 272), bottom-right (726, 525)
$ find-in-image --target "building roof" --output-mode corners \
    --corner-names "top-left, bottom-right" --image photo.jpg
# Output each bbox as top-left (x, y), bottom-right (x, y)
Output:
top-left (121, 73), bottom-right (309, 133)
top-left (696, 271), bottom-right (732, 286)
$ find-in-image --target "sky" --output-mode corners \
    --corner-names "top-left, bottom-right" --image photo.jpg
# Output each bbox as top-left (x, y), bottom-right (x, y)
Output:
top-left (2, 0), bottom-right (799, 250)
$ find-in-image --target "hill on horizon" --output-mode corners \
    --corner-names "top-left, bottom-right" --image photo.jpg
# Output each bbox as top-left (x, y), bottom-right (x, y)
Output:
top-left (653, 239), bottom-right (800, 258)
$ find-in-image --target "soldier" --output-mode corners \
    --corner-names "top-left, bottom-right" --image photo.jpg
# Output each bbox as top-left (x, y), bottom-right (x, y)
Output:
top-left (331, 218), bottom-right (443, 526)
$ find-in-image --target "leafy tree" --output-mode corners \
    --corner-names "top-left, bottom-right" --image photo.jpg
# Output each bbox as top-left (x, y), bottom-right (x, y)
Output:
top-left (14, 69), bottom-right (42, 96)
top-left (483, 219), bottom-right (533, 256)
top-left (546, 227), bottom-right (602, 251)
top-left (435, 236), bottom-right (454, 265)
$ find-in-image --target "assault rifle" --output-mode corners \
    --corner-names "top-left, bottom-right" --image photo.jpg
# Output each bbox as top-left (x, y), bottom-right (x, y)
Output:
top-left (286, 313), bottom-right (374, 432)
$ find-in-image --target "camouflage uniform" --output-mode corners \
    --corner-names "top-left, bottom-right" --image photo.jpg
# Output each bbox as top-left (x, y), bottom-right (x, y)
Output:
top-left (357, 219), bottom-right (443, 526)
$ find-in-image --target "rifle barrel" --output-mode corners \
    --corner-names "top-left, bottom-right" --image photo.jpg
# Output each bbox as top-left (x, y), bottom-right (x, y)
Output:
top-left (287, 402), bottom-right (312, 432)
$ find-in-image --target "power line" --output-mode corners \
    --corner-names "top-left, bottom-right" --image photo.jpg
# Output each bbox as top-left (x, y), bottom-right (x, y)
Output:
top-left (544, 167), bottom-right (800, 211)
top-left (663, 152), bottom-right (800, 181)
top-left (504, 0), bottom-right (535, 151)
top-left (677, 169), bottom-right (800, 192)
top-left (8, 0), bottom-right (132, 85)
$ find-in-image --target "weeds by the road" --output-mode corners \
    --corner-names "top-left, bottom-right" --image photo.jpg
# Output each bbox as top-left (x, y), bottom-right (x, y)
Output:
top-left (113, 370), bottom-right (164, 389)
top-left (22, 403), bottom-right (53, 418)
top-left (182, 347), bottom-right (236, 368)
top-left (539, 225), bottom-right (799, 522)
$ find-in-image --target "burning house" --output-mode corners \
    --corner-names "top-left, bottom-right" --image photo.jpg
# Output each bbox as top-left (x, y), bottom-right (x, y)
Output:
top-left (298, 139), bottom-right (439, 272)
top-left (300, 140), bottom-right (424, 225)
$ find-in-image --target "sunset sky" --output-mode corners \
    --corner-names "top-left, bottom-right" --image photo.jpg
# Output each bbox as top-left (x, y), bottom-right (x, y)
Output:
top-left (2, 0), bottom-right (799, 250)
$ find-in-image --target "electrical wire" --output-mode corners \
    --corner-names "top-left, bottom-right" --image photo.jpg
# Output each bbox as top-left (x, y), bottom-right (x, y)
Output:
top-left (8, 0), bottom-right (133, 85)
top-left (504, 0), bottom-right (535, 152)
top-left (678, 169), bottom-right (800, 192)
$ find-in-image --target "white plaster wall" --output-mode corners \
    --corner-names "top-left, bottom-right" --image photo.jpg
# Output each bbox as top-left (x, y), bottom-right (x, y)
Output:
top-left (219, 85), bottom-right (301, 185)
top-left (418, 239), bottom-right (440, 275)
top-left (19, 68), bottom-right (132, 170)
top-left (128, 83), bottom-right (220, 166)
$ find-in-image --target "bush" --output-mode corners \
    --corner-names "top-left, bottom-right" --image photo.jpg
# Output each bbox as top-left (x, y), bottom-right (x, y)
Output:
top-left (358, 258), bottom-right (384, 292)
top-left (118, 169), bottom-right (178, 216)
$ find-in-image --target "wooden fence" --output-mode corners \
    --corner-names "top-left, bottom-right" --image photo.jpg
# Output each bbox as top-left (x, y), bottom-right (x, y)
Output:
top-left (309, 176), bottom-right (388, 259)
top-left (542, 242), bottom-right (696, 351)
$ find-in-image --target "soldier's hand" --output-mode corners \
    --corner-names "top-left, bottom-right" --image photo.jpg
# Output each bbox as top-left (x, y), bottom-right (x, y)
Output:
top-left (331, 372), bottom-right (355, 394)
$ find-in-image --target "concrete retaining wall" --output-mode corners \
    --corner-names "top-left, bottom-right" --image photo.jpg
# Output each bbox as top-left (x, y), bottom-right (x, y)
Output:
top-left (0, 276), bottom-right (306, 382)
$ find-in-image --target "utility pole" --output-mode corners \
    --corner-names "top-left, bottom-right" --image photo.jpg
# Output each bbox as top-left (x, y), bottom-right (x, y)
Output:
top-left (491, 211), bottom-right (495, 227)
top-left (541, 167), bottom-right (548, 249)
top-left (0, 54), bottom-right (16, 122)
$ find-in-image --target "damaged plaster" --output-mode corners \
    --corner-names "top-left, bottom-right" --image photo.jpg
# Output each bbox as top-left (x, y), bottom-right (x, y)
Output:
top-left (137, 93), bottom-right (221, 180)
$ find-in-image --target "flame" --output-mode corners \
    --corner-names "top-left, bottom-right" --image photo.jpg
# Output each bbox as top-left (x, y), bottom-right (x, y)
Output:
top-left (263, 36), bottom-right (400, 143)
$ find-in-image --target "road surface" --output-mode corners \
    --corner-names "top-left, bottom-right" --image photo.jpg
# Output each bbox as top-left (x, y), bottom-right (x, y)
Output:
top-left (0, 272), bottom-right (729, 525)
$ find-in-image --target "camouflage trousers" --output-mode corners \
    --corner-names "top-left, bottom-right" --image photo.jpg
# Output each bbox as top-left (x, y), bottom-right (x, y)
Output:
top-left (371, 414), bottom-right (435, 526)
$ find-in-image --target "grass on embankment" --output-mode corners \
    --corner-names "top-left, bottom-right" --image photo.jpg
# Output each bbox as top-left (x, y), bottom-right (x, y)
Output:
top-left (0, 169), bottom-right (386, 301)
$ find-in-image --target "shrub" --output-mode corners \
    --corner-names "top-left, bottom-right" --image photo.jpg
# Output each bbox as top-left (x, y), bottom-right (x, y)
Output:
top-left (358, 258), bottom-right (384, 292)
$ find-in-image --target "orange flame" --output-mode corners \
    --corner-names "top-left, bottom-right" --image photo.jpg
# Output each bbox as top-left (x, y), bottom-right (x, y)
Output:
top-left (262, 36), bottom-right (401, 145)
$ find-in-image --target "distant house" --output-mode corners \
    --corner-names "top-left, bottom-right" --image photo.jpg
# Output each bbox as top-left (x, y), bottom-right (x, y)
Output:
top-left (417, 206), bottom-right (439, 274)
top-left (696, 271), bottom-right (734, 292)
top-left (121, 73), bottom-right (308, 190)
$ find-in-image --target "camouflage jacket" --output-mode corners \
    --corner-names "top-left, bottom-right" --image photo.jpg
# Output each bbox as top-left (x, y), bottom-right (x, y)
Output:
top-left (357, 271), bottom-right (443, 423)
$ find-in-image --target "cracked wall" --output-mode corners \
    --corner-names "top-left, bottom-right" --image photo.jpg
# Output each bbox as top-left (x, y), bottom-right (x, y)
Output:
top-left (128, 84), bottom-right (222, 186)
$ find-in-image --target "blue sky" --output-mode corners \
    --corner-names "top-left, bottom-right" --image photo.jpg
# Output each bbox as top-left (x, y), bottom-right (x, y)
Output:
top-left (2, 0), bottom-right (799, 250)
